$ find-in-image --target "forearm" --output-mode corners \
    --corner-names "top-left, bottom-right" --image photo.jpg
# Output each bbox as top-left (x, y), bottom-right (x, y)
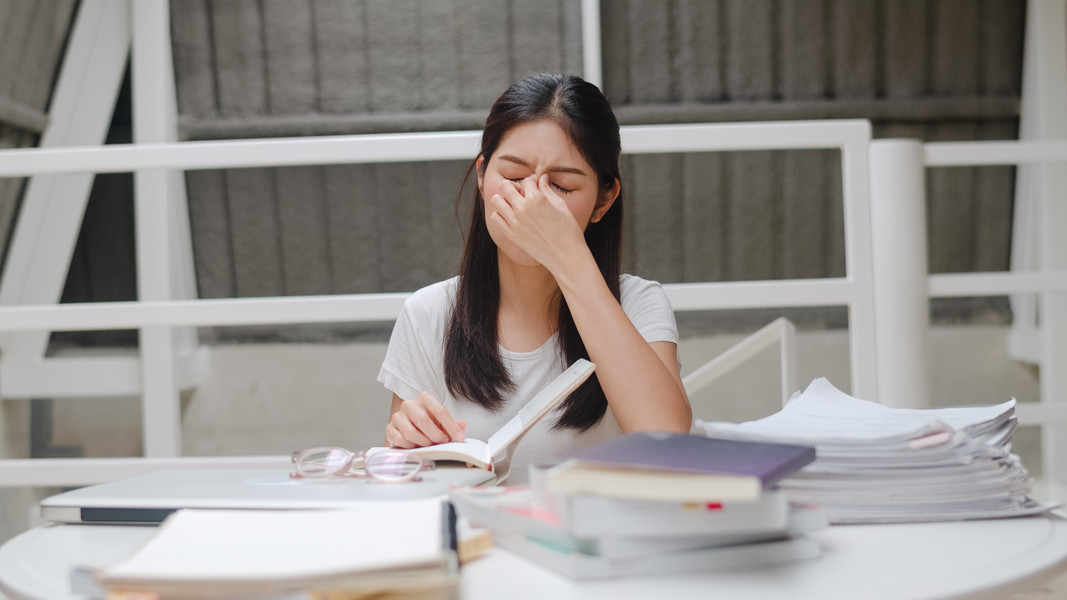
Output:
top-left (552, 255), bottom-right (692, 433)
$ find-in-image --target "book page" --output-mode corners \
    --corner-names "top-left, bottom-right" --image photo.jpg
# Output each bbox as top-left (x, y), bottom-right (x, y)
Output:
top-left (367, 439), bottom-right (491, 468)
top-left (370, 360), bottom-right (593, 470)
top-left (405, 439), bottom-right (491, 466)
top-left (699, 377), bottom-right (1015, 445)
top-left (487, 359), bottom-right (595, 457)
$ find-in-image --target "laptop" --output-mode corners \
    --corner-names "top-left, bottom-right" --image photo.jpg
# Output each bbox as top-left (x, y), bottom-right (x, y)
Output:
top-left (40, 466), bottom-right (495, 524)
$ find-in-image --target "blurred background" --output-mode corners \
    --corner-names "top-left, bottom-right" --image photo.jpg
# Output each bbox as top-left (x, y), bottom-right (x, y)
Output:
top-left (0, 0), bottom-right (1049, 551)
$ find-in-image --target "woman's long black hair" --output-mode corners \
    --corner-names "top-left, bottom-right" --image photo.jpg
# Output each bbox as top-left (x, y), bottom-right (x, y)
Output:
top-left (443, 73), bottom-right (624, 431)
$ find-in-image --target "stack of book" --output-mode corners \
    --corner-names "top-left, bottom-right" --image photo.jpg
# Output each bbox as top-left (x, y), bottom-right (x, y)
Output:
top-left (697, 377), bottom-right (1061, 524)
top-left (448, 431), bottom-right (824, 579)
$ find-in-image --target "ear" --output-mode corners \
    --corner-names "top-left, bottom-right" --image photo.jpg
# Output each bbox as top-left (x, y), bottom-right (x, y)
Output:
top-left (590, 178), bottom-right (621, 223)
top-left (476, 155), bottom-right (485, 195)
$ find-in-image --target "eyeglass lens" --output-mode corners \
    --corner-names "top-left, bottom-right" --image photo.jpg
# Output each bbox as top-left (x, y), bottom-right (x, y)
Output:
top-left (296, 447), bottom-right (355, 476)
top-left (365, 452), bottom-right (427, 482)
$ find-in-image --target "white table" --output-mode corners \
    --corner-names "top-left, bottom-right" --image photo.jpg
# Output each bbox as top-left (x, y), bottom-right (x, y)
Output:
top-left (3, 486), bottom-right (1066, 600)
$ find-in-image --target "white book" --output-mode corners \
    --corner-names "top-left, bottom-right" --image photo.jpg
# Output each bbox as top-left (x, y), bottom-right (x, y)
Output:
top-left (547, 504), bottom-right (825, 559)
top-left (448, 485), bottom-right (825, 559)
top-left (491, 531), bottom-right (821, 580)
top-left (549, 491), bottom-right (793, 538)
top-left (369, 359), bottom-right (595, 471)
top-left (94, 498), bottom-right (458, 598)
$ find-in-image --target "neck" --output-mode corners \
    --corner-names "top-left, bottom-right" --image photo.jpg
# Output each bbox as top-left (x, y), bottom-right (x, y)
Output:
top-left (497, 255), bottom-right (559, 315)
top-left (496, 253), bottom-right (561, 350)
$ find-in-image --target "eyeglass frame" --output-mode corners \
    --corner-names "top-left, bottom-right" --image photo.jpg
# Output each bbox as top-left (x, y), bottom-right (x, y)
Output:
top-left (290, 446), bottom-right (436, 483)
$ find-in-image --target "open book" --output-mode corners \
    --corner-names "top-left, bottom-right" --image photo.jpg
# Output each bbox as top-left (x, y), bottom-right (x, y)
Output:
top-left (370, 359), bottom-right (595, 471)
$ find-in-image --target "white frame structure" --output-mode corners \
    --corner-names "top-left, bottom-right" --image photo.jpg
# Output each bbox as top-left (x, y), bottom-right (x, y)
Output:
top-left (861, 1), bottom-right (1067, 483)
top-left (0, 117), bottom-right (879, 487)
top-left (0, 0), bottom-right (209, 461)
top-left (868, 137), bottom-right (1067, 484)
top-left (1008, 0), bottom-right (1067, 368)
top-left (681, 317), bottom-right (799, 409)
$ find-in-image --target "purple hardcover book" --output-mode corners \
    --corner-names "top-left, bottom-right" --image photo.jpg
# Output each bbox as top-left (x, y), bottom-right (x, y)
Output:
top-left (562, 431), bottom-right (816, 487)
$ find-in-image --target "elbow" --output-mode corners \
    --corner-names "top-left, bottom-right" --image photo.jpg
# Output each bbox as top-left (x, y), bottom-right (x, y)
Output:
top-left (620, 417), bottom-right (691, 436)
top-left (670, 388), bottom-right (693, 433)
top-left (679, 402), bottom-right (694, 433)
top-left (670, 402), bottom-right (694, 434)
top-left (619, 395), bottom-right (692, 435)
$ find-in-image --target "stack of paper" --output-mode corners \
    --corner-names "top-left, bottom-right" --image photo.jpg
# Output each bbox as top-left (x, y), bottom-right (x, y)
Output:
top-left (696, 378), bottom-right (1059, 524)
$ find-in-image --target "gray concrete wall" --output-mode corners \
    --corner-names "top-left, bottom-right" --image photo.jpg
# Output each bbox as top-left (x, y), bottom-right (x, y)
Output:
top-left (48, 0), bottom-right (1025, 347)
top-left (0, 1), bottom-right (1027, 345)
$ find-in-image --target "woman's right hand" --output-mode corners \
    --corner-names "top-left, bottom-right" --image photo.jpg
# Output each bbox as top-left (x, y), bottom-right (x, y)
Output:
top-left (385, 392), bottom-right (467, 449)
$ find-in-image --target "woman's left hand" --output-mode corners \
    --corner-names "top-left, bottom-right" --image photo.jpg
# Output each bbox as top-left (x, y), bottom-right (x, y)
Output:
top-left (487, 174), bottom-right (589, 273)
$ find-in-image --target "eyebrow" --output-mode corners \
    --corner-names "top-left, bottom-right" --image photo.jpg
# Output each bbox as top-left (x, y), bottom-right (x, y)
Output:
top-left (497, 154), bottom-right (587, 176)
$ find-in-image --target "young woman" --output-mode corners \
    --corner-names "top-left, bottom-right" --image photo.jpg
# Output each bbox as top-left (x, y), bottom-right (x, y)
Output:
top-left (377, 73), bottom-right (691, 484)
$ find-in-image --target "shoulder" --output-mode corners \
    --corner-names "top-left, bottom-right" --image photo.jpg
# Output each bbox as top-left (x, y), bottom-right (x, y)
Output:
top-left (618, 274), bottom-right (678, 343)
top-left (407, 276), bottom-right (458, 305)
top-left (619, 273), bottom-right (665, 298)
top-left (399, 277), bottom-right (458, 324)
top-left (404, 277), bottom-right (458, 310)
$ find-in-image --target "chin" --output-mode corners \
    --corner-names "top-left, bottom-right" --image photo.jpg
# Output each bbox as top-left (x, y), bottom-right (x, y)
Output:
top-left (496, 245), bottom-right (542, 268)
top-left (491, 239), bottom-right (542, 269)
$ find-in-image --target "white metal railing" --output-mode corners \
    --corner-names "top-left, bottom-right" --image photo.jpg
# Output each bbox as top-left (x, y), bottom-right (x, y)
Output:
top-left (579, 0), bottom-right (603, 88)
top-left (924, 139), bottom-right (1067, 321)
top-left (681, 317), bottom-right (798, 408)
top-left (868, 137), bottom-right (1067, 485)
top-left (0, 455), bottom-right (292, 488)
top-left (0, 119), bottom-right (878, 487)
top-left (927, 140), bottom-right (1067, 487)
top-left (0, 0), bottom-right (139, 407)
top-left (0, 0), bottom-right (1058, 489)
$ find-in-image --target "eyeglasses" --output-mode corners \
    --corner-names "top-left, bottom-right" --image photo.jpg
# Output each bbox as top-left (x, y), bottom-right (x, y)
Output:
top-left (290, 446), bottom-right (435, 483)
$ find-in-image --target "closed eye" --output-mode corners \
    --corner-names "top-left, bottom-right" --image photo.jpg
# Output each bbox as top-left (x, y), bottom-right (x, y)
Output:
top-left (504, 175), bottom-right (573, 194)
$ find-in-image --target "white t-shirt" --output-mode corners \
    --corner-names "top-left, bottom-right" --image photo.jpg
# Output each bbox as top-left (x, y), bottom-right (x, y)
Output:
top-left (377, 274), bottom-right (678, 484)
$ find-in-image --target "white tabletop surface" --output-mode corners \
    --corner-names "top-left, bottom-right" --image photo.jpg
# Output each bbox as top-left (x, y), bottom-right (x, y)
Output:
top-left (2, 483), bottom-right (1066, 600)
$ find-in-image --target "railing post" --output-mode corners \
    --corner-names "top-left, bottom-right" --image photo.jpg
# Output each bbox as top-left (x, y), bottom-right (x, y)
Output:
top-left (869, 140), bottom-right (931, 409)
top-left (1015, 0), bottom-right (1067, 485)
top-left (1040, 168), bottom-right (1067, 484)
top-left (840, 136), bottom-right (879, 403)
top-left (778, 317), bottom-right (798, 407)
top-left (580, 0), bottom-right (602, 89)
top-left (1010, 0), bottom-right (1067, 369)
top-left (132, 0), bottom-right (182, 456)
